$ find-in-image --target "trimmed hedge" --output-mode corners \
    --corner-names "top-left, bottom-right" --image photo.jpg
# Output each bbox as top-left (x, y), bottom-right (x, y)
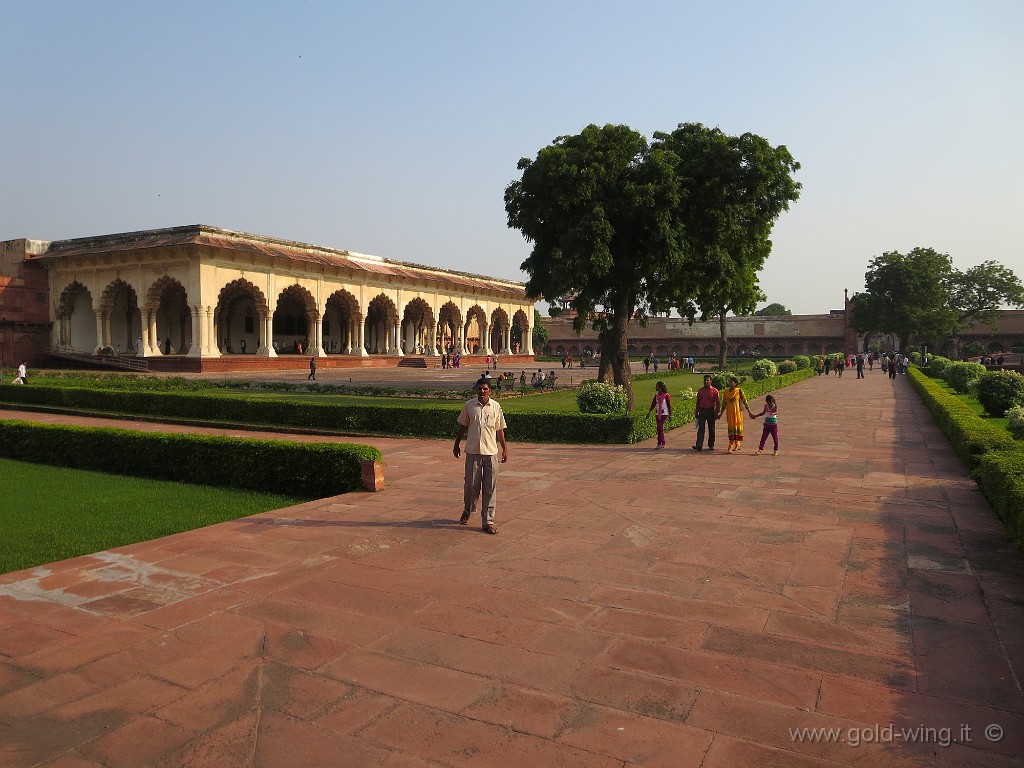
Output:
top-left (908, 367), bottom-right (1024, 546)
top-left (0, 368), bottom-right (816, 446)
top-left (907, 367), bottom-right (1015, 471)
top-left (974, 452), bottom-right (1024, 546)
top-left (0, 418), bottom-right (380, 497)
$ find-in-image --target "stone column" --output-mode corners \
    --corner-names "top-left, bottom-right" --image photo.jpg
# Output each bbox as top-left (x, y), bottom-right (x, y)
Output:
top-left (393, 320), bottom-right (403, 356)
top-left (311, 313), bottom-right (324, 356)
top-left (259, 312), bottom-right (277, 356)
top-left (147, 310), bottom-right (158, 355)
top-left (502, 323), bottom-right (512, 355)
top-left (356, 317), bottom-right (368, 357)
top-left (187, 306), bottom-right (203, 357)
top-left (93, 309), bottom-right (106, 353)
top-left (524, 319), bottom-right (534, 356)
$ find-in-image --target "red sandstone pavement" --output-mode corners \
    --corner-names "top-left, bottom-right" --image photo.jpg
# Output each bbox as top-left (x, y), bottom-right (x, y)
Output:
top-left (1, 372), bottom-right (1023, 767)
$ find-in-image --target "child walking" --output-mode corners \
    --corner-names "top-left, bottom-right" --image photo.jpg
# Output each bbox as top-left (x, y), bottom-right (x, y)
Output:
top-left (750, 394), bottom-right (780, 455)
top-left (647, 381), bottom-right (672, 449)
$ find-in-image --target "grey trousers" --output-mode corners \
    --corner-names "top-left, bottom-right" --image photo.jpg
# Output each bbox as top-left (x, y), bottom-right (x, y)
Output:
top-left (464, 452), bottom-right (499, 525)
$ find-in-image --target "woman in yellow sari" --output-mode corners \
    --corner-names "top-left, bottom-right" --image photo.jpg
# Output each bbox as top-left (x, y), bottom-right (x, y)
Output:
top-left (718, 376), bottom-right (752, 452)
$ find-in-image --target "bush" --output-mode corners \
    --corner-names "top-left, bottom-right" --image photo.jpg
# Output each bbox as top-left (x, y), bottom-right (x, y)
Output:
top-left (793, 355), bottom-right (810, 370)
top-left (750, 359), bottom-right (778, 381)
top-left (0, 419), bottom-right (380, 497)
top-left (928, 356), bottom-right (952, 377)
top-left (909, 351), bottom-right (922, 365)
top-left (976, 370), bottom-right (1024, 418)
top-left (907, 368), bottom-right (1015, 470)
top-left (943, 361), bottom-right (988, 394)
top-left (974, 451), bottom-right (1024, 546)
top-left (576, 381), bottom-right (628, 414)
top-left (777, 360), bottom-right (798, 374)
top-left (710, 372), bottom-right (746, 389)
top-left (1007, 405), bottom-right (1024, 440)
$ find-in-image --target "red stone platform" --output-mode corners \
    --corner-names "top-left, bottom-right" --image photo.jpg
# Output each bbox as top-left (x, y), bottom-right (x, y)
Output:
top-left (0, 370), bottom-right (1022, 766)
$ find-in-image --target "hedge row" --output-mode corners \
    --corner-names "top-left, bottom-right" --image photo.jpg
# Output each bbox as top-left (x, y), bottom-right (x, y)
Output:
top-left (0, 368), bottom-right (816, 446)
top-left (974, 452), bottom-right (1024, 545)
top-left (0, 418), bottom-right (380, 497)
top-left (907, 367), bottom-right (1024, 545)
top-left (906, 368), bottom-right (1016, 471)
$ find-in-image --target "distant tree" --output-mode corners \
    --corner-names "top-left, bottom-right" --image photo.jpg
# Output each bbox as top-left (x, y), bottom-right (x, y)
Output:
top-left (755, 303), bottom-right (792, 316)
top-left (531, 308), bottom-right (549, 351)
top-left (851, 249), bottom-right (1024, 354)
top-left (948, 261), bottom-right (1024, 354)
top-left (652, 124), bottom-right (801, 368)
top-left (505, 124), bottom-right (685, 409)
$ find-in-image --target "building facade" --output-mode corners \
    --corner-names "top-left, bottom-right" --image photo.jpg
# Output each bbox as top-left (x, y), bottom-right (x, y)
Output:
top-left (1, 226), bottom-right (535, 369)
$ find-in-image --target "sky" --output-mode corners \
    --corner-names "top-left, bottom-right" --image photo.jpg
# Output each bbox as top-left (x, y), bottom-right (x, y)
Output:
top-left (2, 1), bottom-right (1022, 315)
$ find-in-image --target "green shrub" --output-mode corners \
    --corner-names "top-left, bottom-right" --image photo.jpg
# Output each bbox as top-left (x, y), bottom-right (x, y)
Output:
top-left (777, 360), bottom-right (798, 374)
top-left (943, 361), bottom-right (988, 394)
top-left (907, 368), bottom-right (1015, 471)
top-left (793, 355), bottom-right (810, 370)
top-left (976, 370), bottom-right (1024, 418)
top-left (710, 372), bottom-right (746, 389)
top-left (974, 451), bottom-right (1024, 546)
top-left (576, 381), bottom-right (628, 414)
top-left (909, 351), bottom-right (921, 365)
top-left (1007, 405), bottom-right (1024, 440)
top-left (750, 359), bottom-right (778, 381)
top-left (0, 419), bottom-right (380, 497)
top-left (928, 356), bottom-right (952, 377)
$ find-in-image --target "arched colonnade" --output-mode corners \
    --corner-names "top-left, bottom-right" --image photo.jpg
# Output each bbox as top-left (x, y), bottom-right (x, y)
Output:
top-left (53, 276), bottom-right (534, 358)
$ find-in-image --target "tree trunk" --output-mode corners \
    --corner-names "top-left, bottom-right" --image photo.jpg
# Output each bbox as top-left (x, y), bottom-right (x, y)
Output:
top-left (597, 300), bottom-right (634, 410)
top-left (718, 307), bottom-right (729, 369)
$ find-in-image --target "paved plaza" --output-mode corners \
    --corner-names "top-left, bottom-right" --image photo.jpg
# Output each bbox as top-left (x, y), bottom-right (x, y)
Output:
top-left (1, 370), bottom-right (1022, 766)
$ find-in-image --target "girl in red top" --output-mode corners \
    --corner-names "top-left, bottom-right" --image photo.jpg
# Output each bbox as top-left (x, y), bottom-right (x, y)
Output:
top-left (647, 381), bottom-right (672, 449)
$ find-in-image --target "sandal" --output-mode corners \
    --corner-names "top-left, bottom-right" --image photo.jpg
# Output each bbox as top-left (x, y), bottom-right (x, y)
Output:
top-left (483, 524), bottom-right (498, 534)
top-left (458, 512), bottom-right (470, 525)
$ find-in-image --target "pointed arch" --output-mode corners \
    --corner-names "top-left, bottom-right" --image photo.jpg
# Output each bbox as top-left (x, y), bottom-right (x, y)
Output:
top-left (56, 281), bottom-right (96, 352)
top-left (98, 278), bottom-right (142, 354)
top-left (437, 301), bottom-right (463, 354)
top-left (465, 304), bottom-right (487, 355)
top-left (216, 278), bottom-right (269, 354)
top-left (365, 293), bottom-right (399, 354)
top-left (401, 297), bottom-right (436, 355)
top-left (489, 307), bottom-right (510, 356)
top-left (145, 275), bottom-right (191, 355)
top-left (324, 288), bottom-right (360, 354)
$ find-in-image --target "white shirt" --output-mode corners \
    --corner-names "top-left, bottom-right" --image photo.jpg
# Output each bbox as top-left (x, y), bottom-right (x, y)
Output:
top-left (457, 397), bottom-right (507, 455)
top-left (18, 364), bottom-right (27, 379)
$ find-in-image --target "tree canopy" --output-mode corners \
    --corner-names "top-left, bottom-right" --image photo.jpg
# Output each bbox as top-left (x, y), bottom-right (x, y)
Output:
top-left (850, 248), bottom-right (1024, 354)
top-left (756, 303), bottom-right (792, 316)
top-left (505, 122), bottom-right (800, 405)
top-left (652, 124), bottom-right (801, 367)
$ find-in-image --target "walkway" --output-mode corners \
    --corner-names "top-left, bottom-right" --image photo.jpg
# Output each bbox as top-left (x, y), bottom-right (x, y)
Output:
top-left (1, 371), bottom-right (1022, 767)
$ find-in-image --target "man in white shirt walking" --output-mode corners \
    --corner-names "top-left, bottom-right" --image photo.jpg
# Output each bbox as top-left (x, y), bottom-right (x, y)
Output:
top-left (454, 378), bottom-right (508, 534)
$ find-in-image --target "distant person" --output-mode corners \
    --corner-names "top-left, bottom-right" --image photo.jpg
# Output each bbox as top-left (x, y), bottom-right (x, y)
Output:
top-left (17, 361), bottom-right (28, 384)
top-left (454, 378), bottom-right (508, 534)
top-left (308, 356), bottom-right (316, 380)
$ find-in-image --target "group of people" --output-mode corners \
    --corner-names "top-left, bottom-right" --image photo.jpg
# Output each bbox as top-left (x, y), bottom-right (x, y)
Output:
top-left (441, 352), bottom-right (462, 369)
top-left (648, 374), bottom-right (780, 455)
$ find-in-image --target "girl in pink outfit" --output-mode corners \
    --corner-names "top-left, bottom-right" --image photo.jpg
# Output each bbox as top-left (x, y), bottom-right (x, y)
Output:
top-left (750, 394), bottom-right (780, 455)
top-left (647, 381), bottom-right (672, 449)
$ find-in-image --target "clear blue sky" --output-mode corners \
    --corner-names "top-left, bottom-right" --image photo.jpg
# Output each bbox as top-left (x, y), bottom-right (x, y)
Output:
top-left (3, 1), bottom-right (1022, 314)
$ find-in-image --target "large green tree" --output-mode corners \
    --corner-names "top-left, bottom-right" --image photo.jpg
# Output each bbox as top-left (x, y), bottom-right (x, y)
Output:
top-left (850, 248), bottom-right (1024, 354)
top-left (652, 124), bottom-right (801, 368)
top-left (850, 248), bottom-right (957, 352)
top-left (948, 261), bottom-right (1024, 352)
top-left (505, 124), bottom-right (684, 408)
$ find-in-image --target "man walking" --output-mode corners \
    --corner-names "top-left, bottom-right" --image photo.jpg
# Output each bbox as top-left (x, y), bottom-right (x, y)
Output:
top-left (856, 353), bottom-right (865, 378)
top-left (454, 378), bottom-right (508, 534)
top-left (693, 374), bottom-right (720, 451)
top-left (308, 356), bottom-right (316, 380)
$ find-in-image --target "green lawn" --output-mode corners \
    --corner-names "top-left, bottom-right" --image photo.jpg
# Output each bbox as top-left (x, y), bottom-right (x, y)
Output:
top-left (0, 458), bottom-right (305, 574)
top-left (933, 380), bottom-right (1011, 432)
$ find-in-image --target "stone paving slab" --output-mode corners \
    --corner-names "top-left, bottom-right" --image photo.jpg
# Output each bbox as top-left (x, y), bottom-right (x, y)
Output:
top-left (1, 371), bottom-right (1023, 766)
